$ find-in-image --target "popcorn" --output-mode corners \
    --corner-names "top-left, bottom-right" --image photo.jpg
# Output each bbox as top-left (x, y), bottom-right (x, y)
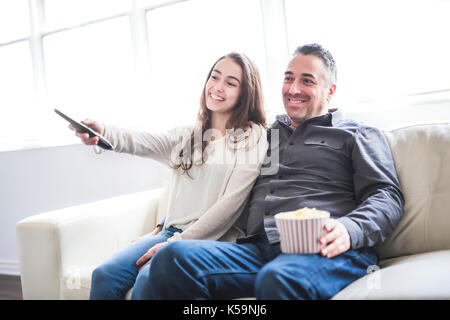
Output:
top-left (284, 207), bottom-right (329, 219)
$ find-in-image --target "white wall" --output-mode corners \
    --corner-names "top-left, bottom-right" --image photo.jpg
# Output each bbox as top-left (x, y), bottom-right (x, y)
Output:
top-left (0, 144), bottom-right (164, 275)
top-left (347, 101), bottom-right (450, 130)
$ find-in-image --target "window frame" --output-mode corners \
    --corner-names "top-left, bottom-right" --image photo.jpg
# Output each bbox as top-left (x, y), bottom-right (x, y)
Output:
top-left (3, 0), bottom-right (447, 152)
top-left (0, 0), bottom-right (288, 152)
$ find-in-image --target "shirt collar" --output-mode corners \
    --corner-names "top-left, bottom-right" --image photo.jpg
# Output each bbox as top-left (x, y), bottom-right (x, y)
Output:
top-left (276, 108), bottom-right (343, 129)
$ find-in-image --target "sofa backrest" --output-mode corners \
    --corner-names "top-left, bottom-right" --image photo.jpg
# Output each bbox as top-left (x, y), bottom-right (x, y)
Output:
top-left (374, 123), bottom-right (450, 260)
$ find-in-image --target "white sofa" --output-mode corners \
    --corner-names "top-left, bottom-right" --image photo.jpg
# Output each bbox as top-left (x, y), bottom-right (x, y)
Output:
top-left (16, 123), bottom-right (450, 299)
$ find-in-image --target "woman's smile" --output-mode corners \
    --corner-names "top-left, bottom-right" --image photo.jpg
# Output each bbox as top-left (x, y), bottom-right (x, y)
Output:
top-left (209, 93), bottom-right (225, 102)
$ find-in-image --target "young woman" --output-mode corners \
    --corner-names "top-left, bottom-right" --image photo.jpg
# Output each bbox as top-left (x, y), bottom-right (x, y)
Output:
top-left (69, 52), bottom-right (268, 299)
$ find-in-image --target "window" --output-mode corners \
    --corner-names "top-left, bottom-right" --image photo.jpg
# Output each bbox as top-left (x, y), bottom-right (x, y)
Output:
top-left (145, 0), bottom-right (268, 130)
top-left (0, 1), bottom-right (34, 150)
top-left (0, 1), bottom-right (30, 43)
top-left (44, 17), bottom-right (135, 124)
top-left (285, 0), bottom-right (450, 113)
top-left (0, 0), bottom-right (269, 151)
top-left (2, 0), bottom-right (449, 152)
top-left (0, 42), bottom-right (35, 149)
top-left (44, 0), bottom-right (131, 31)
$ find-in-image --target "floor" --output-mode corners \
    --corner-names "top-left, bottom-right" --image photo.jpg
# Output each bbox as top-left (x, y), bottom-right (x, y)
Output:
top-left (0, 275), bottom-right (23, 300)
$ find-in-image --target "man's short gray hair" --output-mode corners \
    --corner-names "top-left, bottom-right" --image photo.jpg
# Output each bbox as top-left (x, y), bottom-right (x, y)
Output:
top-left (293, 43), bottom-right (337, 85)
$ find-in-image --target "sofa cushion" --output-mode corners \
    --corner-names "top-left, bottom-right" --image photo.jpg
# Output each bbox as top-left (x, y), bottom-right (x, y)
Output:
top-left (374, 123), bottom-right (450, 260)
top-left (332, 250), bottom-right (450, 299)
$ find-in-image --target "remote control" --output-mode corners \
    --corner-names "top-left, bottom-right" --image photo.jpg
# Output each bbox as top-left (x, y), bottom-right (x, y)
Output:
top-left (54, 108), bottom-right (113, 150)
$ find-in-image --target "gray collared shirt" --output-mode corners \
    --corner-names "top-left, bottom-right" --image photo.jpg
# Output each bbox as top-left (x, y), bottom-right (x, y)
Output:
top-left (236, 109), bottom-right (404, 249)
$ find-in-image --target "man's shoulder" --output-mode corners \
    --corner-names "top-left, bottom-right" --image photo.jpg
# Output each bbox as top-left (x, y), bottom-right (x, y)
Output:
top-left (334, 116), bottom-right (382, 135)
top-left (332, 118), bottom-right (389, 154)
top-left (270, 115), bottom-right (290, 129)
top-left (334, 117), bottom-right (362, 132)
top-left (330, 108), bottom-right (379, 132)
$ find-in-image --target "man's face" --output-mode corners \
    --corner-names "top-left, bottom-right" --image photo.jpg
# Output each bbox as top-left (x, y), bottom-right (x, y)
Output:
top-left (282, 54), bottom-right (336, 129)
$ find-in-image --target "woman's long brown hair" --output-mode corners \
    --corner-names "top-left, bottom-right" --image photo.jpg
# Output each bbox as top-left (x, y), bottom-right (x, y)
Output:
top-left (173, 52), bottom-right (266, 176)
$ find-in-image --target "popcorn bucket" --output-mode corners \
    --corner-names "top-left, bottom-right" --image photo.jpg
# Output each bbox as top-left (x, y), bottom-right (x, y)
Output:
top-left (275, 208), bottom-right (330, 254)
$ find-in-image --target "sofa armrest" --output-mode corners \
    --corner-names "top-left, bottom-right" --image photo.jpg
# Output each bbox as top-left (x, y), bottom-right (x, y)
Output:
top-left (16, 188), bottom-right (162, 299)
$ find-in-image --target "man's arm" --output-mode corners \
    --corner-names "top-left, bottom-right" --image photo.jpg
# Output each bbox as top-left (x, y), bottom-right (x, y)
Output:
top-left (337, 126), bottom-right (405, 249)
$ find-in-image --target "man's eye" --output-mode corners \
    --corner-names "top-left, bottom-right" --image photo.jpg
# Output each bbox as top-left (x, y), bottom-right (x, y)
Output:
top-left (284, 77), bottom-right (293, 82)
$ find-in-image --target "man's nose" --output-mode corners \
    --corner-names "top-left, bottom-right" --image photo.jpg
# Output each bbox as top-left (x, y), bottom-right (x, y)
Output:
top-left (288, 81), bottom-right (302, 95)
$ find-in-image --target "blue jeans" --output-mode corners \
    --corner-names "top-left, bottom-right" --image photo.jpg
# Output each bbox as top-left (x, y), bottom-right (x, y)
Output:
top-left (89, 227), bottom-right (182, 300)
top-left (131, 233), bottom-right (378, 300)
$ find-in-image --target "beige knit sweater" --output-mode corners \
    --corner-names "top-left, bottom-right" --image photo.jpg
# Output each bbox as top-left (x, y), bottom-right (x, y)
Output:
top-left (103, 122), bottom-right (268, 243)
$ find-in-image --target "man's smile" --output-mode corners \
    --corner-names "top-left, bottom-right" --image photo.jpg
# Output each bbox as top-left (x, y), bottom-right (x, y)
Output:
top-left (286, 94), bottom-right (309, 106)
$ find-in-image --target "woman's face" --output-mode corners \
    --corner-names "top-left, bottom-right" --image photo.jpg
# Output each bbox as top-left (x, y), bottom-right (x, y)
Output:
top-left (205, 58), bottom-right (243, 117)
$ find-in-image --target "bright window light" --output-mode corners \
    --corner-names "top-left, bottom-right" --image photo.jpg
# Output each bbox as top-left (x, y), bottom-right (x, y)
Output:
top-left (44, 17), bottom-right (136, 131)
top-left (2, 0), bottom-right (449, 152)
top-left (0, 0), bottom-right (30, 43)
top-left (285, 0), bottom-right (450, 113)
top-left (0, 41), bottom-right (35, 150)
top-left (136, 0), bottom-right (185, 8)
top-left (145, 0), bottom-right (268, 131)
top-left (44, 0), bottom-right (132, 31)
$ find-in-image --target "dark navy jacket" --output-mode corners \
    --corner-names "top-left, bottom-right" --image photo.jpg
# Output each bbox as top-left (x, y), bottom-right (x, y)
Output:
top-left (236, 109), bottom-right (404, 249)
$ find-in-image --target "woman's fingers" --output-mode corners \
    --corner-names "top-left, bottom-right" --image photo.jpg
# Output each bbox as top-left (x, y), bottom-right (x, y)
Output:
top-left (71, 128), bottom-right (99, 145)
top-left (81, 119), bottom-right (104, 136)
top-left (136, 250), bottom-right (152, 266)
top-left (135, 242), bottom-right (169, 269)
top-left (68, 120), bottom-right (103, 146)
top-left (138, 261), bottom-right (150, 272)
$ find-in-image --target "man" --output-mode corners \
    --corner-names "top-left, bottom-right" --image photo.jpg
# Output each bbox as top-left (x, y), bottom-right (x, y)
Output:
top-left (131, 43), bottom-right (404, 299)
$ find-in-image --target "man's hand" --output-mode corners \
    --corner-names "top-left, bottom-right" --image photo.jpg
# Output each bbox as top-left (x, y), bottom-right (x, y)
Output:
top-left (319, 219), bottom-right (351, 258)
top-left (136, 241), bottom-right (168, 272)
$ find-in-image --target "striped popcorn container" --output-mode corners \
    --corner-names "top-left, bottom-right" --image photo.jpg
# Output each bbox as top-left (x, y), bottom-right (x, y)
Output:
top-left (275, 208), bottom-right (330, 254)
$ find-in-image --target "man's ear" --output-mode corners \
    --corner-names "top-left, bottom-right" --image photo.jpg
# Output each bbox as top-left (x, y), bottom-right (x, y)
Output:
top-left (327, 84), bottom-right (336, 102)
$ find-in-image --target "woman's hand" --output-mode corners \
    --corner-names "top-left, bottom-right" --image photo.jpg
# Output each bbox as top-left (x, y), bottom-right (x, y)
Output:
top-left (131, 226), bottom-right (163, 243)
top-left (68, 119), bottom-right (105, 145)
top-left (136, 241), bottom-right (169, 272)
